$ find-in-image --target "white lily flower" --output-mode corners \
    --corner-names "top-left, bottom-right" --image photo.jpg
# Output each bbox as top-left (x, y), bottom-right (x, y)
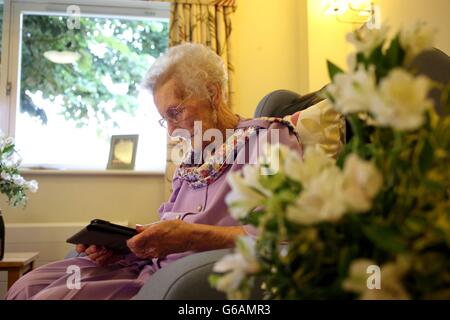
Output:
top-left (276, 144), bottom-right (304, 183)
top-left (258, 143), bottom-right (282, 176)
top-left (213, 237), bottom-right (260, 294)
top-left (241, 165), bottom-right (272, 197)
top-left (400, 22), bottom-right (435, 61)
top-left (287, 166), bottom-right (347, 225)
top-left (225, 170), bottom-right (267, 220)
top-left (326, 65), bottom-right (378, 115)
top-left (372, 68), bottom-right (433, 131)
top-left (342, 154), bottom-right (383, 212)
top-left (346, 24), bottom-right (389, 57)
top-left (342, 259), bottom-right (376, 293)
top-left (343, 258), bottom-right (411, 300)
top-left (293, 146), bottom-right (335, 187)
top-left (215, 268), bottom-right (246, 293)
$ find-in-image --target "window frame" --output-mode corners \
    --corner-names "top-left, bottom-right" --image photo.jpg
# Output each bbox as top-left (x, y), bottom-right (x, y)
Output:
top-left (0, 0), bottom-right (170, 174)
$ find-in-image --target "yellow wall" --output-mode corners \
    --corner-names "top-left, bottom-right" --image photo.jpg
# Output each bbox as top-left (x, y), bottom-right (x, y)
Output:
top-left (1, 173), bottom-right (164, 226)
top-left (305, 0), bottom-right (450, 93)
top-left (231, 0), bottom-right (309, 118)
top-left (306, 0), bottom-right (354, 92)
top-left (379, 0), bottom-right (450, 54)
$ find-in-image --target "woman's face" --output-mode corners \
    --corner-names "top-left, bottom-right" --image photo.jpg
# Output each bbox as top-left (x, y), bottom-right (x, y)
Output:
top-left (154, 78), bottom-right (217, 145)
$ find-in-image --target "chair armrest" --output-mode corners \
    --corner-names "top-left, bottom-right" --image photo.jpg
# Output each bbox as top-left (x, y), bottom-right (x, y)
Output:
top-left (64, 248), bottom-right (262, 300)
top-left (133, 249), bottom-right (232, 300)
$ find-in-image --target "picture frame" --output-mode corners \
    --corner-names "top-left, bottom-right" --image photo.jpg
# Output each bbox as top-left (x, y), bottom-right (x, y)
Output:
top-left (107, 134), bottom-right (139, 170)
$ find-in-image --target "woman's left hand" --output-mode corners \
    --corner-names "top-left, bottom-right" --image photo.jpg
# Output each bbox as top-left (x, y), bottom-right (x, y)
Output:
top-left (126, 220), bottom-right (193, 259)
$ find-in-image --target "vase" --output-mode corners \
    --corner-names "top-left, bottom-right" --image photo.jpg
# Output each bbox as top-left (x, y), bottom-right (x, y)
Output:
top-left (0, 209), bottom-right (4, 260)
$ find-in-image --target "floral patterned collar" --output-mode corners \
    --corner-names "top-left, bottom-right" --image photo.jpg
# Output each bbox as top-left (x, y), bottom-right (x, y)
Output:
top-left (176, 126), bottom-right (258, 189)
top-left (175, 117), bottom-right (299, 189)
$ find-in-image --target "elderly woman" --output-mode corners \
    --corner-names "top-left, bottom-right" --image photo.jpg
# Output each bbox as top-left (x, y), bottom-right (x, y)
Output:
top-left (6, 43), bottom-right (302, 300)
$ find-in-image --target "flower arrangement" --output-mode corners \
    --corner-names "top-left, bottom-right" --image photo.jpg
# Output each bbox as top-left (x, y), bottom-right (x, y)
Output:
top-left (210, 22), bottom-right (450, 300)
top-left (0, 132), bottom-right (38, 207)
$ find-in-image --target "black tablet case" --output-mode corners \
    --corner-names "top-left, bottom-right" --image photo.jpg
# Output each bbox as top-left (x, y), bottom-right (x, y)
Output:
top-left (66, 219), bottom-right (138, 254)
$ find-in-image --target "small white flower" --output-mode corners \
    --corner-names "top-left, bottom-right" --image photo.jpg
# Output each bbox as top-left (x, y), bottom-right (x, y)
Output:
top-left (26, 180), bottom-right (39, 193)
top-left (5, 137), bottom-right (14, 146)
top-left (213, 237), bottom-right (260, 295)
top-left (287, 166), bottom-right (347, 225)
top-left (241, 165), bottom-right (272, 197)
top-left (258, 144), bottom-right (282, 176)
top-left (400, 22), bottom-right (435, 61)
top-left (326, 65), bottom-right (378, 115)
top-left (347, 53), bottom-right (357, 70)
top-left (346, 24), bottom-right (389, 57)
top-left (342, 154), bottom-right (383, 212)
top-left (12, 174), bottom-right (25, 186)
top-left (259, 143), bottom-right (303, 181)
top-left (372, 68), bottom-right (433, 131)
top-left (342, 259), bottom-right (375, 293)
top-left (1, 171), bottom-right (12, 181)
top-left (225, 169), bottom-right (267, 220)
top-left (283, 150), bottom-right (304, 183)
top-left (292, 146), bottom-right (335, 187)
top-left (343, 258), bottom-right (411, 300)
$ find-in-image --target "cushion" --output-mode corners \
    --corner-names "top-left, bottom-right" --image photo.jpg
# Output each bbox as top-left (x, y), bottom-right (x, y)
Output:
top-left (284, 99), bottom-right (346, 159)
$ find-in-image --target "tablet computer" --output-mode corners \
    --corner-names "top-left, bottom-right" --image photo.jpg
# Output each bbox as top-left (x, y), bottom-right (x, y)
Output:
top-left (66, 219), bottom-right (138, 254)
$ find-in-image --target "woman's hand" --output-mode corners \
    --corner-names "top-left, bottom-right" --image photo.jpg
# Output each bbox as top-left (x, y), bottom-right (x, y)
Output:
top-left (126, 220), bottom-right (193, 259)
top-left (75, 244), bottom-right (123, 266)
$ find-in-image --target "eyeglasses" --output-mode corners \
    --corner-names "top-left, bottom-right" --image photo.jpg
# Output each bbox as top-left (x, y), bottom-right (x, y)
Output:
top-left (158, 103), bottom-right (187, 128)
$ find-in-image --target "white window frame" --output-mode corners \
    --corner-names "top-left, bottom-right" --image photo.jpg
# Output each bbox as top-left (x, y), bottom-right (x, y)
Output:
top-left (0, 0), bottom-right (170, 174)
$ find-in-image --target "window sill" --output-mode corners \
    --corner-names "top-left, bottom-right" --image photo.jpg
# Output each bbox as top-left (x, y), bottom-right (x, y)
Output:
top-left (19, 168), bottom-right (165, 177)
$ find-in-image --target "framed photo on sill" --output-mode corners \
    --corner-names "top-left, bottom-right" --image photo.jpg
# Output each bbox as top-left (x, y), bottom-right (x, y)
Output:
top-left (107, 134), bottom-right (139, 170)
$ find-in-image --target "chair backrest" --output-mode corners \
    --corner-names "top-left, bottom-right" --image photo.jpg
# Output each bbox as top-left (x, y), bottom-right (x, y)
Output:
top-left (254, 89), bottom-right (325, 118)
top-left (410, 48), bottom-right (450, 116)
top-left (254, 89), bottom-right (346, 159)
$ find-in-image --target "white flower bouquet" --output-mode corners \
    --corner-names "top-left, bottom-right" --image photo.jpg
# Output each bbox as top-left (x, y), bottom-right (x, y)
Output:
top-left (0, 132), bottom-right (38, 207)
top-left (210, 22), bottom-right (450, 300)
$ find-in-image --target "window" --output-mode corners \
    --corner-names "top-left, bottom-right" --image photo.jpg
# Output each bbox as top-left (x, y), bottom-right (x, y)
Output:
top-left (0, 0), bottom-right (170, 171)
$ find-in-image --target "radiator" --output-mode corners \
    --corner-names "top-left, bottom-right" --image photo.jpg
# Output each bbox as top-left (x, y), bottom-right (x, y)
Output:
top-left (1, 221), bottom-right (128, 298)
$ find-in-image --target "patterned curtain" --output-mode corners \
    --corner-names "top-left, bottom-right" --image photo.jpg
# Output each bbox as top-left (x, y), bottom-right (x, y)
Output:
top-left (158, 0), bottom-right (237, 199)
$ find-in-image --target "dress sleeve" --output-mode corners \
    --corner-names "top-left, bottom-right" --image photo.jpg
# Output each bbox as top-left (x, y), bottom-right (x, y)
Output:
top-left (157, 172), bottom-right (182, 219)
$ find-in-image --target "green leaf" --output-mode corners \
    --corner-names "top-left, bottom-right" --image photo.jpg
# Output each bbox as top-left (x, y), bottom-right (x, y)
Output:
top-left (385, 35), bottom-right (405, 69)
top-left (441, 84), bottom-right (450, 114)
top-left (362, 225), bottom-right (407, 254)
top-left (368, 44), bottom-right (384, 65)
top-left (418, 137), bottom-right (434, 174)
top-left (327, 60), bottom-right (344, 81)
top-left (1, 144), bottom-right (15, 155)
top-left (208, 274), bottom-right (221, 287)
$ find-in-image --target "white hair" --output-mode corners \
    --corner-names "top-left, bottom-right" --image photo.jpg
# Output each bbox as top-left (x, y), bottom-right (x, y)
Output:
top-left (142, 43), bottom-right (228, 103)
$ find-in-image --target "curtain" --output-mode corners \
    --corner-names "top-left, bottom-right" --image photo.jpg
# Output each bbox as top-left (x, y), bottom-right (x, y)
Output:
top-left (159, 0), bottom-right (237, 199)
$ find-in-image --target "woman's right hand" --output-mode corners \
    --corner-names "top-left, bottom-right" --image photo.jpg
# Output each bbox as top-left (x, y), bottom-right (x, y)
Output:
top-left (75, 244), bottom-right (121, 266)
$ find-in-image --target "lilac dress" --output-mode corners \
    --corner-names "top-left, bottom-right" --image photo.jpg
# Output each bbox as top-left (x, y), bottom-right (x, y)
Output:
top-left (5, 118), bottom-right (302, 300)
